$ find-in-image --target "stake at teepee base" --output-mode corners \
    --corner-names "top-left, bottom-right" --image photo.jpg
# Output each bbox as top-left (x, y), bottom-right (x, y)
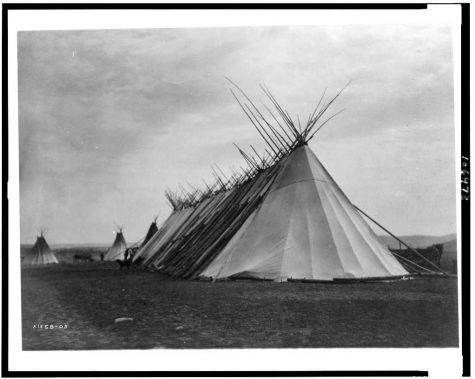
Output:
top-left (132, 82), bottom-right (435, 282)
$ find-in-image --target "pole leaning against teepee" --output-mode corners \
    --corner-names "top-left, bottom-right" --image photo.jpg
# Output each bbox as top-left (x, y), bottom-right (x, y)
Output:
top-left (353, 205), bottom-right (449, 276)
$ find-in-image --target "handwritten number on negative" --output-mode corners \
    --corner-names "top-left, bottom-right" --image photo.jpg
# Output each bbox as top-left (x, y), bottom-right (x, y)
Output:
top-left (462, 156), bottom-right (469, 200)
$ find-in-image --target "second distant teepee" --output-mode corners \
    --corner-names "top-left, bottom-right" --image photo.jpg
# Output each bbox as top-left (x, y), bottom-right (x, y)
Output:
top-left (104, 227), bottom-right (127, 261)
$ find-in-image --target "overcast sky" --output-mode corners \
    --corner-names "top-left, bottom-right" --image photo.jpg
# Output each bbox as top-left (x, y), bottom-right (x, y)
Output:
top-left (18, 24), bottom-right (456, 244)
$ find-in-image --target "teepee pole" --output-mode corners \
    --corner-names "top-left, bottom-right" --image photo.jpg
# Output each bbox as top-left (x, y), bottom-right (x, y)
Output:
top-left (243, 103), bottom-right (283, 153)
top-left (307, 109), bottom-right (346, 141)
top-left (305, 87), bottom-right (327, 135)
top-left (261, 102), bottom-right (294, 143)
top-left (354, 205), bottom-right (449, 276)
top-left (231, 90), bottom-right (280, 156)
top-left (260, 84), bottom-right (300, 138)
top-left (250, 145), bottom-right (267, 168)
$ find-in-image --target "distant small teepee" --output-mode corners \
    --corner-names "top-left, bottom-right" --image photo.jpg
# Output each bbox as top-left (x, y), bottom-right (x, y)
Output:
top-left (104, 227), bottom-right (127, 261)
top-left (140, 216), bottom-right (159, 249)
top-left (23, 231), bottom-right (59, 265)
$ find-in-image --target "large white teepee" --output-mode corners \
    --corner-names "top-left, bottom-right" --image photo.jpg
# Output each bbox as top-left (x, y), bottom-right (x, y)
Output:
top-left (201, 145), bottom-right (407, 280)
top-left (133, 83), bottom-right (417, 281)
top-left (134, 145), bottom-right (408, 281)
top-left (104, 228), bottom-right (127, 261)
top-left (23, 233), bottom-right (59, 265)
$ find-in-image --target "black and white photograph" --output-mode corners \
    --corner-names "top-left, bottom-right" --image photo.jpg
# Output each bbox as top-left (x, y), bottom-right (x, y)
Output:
top-left (5, 3), bottom-right (467, 375)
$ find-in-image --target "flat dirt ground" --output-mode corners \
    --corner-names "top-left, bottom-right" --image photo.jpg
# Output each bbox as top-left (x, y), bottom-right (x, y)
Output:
top-left (21, 262), bottom-right (459, 350)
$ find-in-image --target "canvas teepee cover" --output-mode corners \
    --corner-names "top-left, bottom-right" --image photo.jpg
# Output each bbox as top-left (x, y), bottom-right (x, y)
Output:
top-left (201, 145), bottom-right (407, 280)
top-left (104, 229), bottom-right (127, 261)
top-left (140, 219), bottom-right (159, 249)
top-left (23, 233), bottom-right (59, 265)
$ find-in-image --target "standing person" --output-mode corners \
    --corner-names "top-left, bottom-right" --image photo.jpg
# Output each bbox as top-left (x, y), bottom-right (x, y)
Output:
top-left (100, 252), bottom-right (104, 261)
top-left (129, 248), bottom-right (136, 260)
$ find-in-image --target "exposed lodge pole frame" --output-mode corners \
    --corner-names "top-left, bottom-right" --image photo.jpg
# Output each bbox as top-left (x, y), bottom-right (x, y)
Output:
top-left (307, 109), bottom-right (346, 143)
top-left (165, 81), bottom-right (352, 212)
top-left (242, 102), bottom-right (282, 152)
top-left (233, 143), bottom-right (259, 171)
top-left (250, 145), bottom-right (267, 168)
top-left (230, 89), bottom-right (280, 156)
top-left (227, 78), bottom-right (294, 154)
top-left (243, 97), bottom-right (291, 151)
top-left (260, 101), bottom-right (295, 144)
top-left (214, 164), bottom-right (229, 183)
top-left (259, 84), bottom-right (298, 137)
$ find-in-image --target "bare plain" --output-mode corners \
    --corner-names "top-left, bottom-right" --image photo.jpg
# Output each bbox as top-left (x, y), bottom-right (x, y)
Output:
top-left (21, 253), bottom-right (458, 350)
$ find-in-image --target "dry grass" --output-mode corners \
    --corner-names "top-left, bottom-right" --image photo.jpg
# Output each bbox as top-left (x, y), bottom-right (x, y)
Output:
top-left (21, 261), bottom-right (459, 350)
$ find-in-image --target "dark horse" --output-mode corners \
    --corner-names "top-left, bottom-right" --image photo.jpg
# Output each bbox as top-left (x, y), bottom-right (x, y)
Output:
top-left (115, 248), bottom-right (135, 270)
top-left (115, 258), bottom-right (133, 270)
